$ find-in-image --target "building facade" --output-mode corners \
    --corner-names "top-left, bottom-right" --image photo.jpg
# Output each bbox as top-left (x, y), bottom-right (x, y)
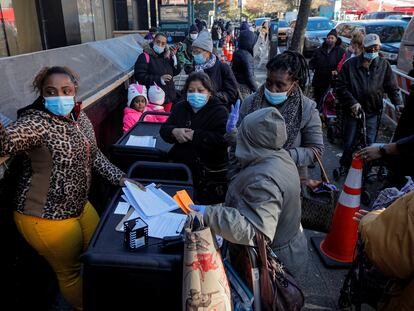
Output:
top-left (0, 0), bottom-right (158, 58)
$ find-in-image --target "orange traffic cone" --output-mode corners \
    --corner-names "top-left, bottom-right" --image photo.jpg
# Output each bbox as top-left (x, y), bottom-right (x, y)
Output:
top-left (227, 43), bottom-right (233, 62)
top-left (219, 52), bottom-right (227, 63)
top-left (312, 155), bottom-right (363, 267)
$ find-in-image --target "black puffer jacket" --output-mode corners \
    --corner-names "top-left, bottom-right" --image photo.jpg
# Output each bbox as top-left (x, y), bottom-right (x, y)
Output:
top-left (203, 61), bottom-right (238, 109)
top-left (159, 97), bottom-right (228, 169)
top-left (336, 54), bottom-right (401, 116)
top-left (134, 42), bottom-right (181, 103)
top-left (309, 40), bottom-right (345, 89)
top-left (232, 30), bottom-right (258, 92)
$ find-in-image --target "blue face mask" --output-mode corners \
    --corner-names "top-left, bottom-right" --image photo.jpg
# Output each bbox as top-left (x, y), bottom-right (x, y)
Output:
top-left (153, 44), bottom-right (165, 54)
top-left (363, 52), bottom-right (379, 60)
top-left (44, 96), bottom-right (75, 116)
top-left (187, 93), bottom-right (208, 109)
top-left (193, 53), bottom-right (206, 65)
top-left (264, 88), bottom-right (288, 106)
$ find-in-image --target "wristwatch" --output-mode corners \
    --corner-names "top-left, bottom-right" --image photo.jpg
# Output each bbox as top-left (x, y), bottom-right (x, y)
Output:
top-left (378, 144), bottom-right (387, 156)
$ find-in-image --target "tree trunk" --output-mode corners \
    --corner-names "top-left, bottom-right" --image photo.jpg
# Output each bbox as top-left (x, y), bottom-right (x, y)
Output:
top-left (289, 0), bottom-right (312, 53)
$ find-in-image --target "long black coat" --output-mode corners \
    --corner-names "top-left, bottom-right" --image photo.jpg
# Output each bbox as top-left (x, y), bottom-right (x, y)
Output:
top-left (134, 42), bottom-right (181, 103)
top-left (335, 55), bottom-right (401, 116)
top-left (232, 30), bottom-right (258, 92)
top-left (310, 41), bottom-right (345, 89)
top-left (202, 61), bottom-right (238, 109)
top-left (159, 97), bottom-right (228, 170)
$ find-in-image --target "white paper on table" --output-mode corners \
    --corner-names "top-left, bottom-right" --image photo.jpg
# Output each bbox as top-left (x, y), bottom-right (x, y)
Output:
top-left (125, 135), bottom-right (156, 148)
top-left (124, 181), bottom-right (179, 217)
top-left (116, 199), bottom-right (187, 237)
top-left (114, 201), bottom-right (130, 215)
top-left (127, 210), bottom-right (187, 239)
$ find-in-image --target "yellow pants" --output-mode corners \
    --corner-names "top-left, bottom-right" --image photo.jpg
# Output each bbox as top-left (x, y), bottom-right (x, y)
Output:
top-left (14, 201), bottom-right (99, 311)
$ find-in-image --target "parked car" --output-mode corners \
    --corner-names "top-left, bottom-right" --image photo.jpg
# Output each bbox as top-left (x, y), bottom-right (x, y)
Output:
top-left (385, 15), bottom-right (412, 23)
top-left (397, 17), bottom-right (414, 75)
top-left (362, 11), bottom-right (406, 20)
top-left (287, 16), bottom-right (335, 55)
top-left (253, 17), bottom-right (270, 28)
top-left (335, 19), bottom-right (407, 64)
top-left (278, 20), bottom-right (289, 45)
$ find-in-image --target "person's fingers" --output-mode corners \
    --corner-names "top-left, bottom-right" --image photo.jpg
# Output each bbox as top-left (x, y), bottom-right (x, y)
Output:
top-left (234, 99), bottom-right (240, 114)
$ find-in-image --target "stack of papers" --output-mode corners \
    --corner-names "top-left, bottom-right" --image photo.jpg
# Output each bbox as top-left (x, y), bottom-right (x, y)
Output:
top-left (126, 135), bottom-right (156, 148)
top-left (115, 181), bottom-right (187, 239)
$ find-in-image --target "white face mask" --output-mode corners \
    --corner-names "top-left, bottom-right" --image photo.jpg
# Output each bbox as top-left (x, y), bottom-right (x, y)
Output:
top-left (190, 33), bottom-right (198, 40)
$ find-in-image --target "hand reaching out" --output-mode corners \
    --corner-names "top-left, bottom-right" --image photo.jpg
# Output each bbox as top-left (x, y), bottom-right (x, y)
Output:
top-left (226, 99), bottom-right (241, 133)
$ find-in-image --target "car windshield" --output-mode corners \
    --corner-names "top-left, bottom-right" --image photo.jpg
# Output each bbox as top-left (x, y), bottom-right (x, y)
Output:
top-left (307, 20), bottom-right (333, 31)
top-left (366, 25), bottom-right (406, 43)
top-left (279, 20), bottom-right (288, 27)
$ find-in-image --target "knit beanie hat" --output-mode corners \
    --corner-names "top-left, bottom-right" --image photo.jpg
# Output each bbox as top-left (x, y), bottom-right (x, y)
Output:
top-left (327, 29), bottom-right (338, 39)
top-left (127, 83), bottom-right (147, 107)
top-left (148, 83), bottom-right (165, 105)
top-left (189, 24), bottom-right (199, 33)
top-left (192, 30), bottom-right (213, 53)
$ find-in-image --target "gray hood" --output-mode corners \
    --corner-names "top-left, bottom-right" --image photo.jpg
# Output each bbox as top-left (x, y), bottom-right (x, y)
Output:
top-left (235, 107), bottom-right (287, 168)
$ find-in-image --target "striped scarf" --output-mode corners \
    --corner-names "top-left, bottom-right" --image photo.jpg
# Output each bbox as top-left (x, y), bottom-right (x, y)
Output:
top-left (195, 54), bottom-right (217, 72)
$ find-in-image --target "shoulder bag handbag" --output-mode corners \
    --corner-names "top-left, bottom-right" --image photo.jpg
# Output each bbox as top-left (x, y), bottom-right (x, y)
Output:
top-left (301, 148), bottom-right (340, 233)
top-left (256, 231), bottom-right (304, 311)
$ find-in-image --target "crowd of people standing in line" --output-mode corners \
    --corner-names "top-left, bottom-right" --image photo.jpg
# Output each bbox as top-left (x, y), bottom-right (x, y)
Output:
top-left (1, 18), bottom-right (413, 311)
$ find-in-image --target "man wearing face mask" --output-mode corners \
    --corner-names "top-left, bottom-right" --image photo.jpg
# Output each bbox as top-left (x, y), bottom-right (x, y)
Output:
top-left (336, 33), bottom-right (402, 174)
top-left (190, 30), bottom-right (238, 109)
top-left (177, 24), bottom-right (199, 74)
top-left (228, 51), bottom-right (324, 180)
top-left (134, 33), bottom-right (181, 112)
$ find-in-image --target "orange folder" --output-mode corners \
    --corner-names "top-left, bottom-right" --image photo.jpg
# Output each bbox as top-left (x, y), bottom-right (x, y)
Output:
top-left (173, 190), bottom-right (194, 215)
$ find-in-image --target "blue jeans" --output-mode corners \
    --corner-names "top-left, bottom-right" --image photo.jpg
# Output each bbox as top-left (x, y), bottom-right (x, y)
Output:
top-left (340, 114), bottom-right (379, 168)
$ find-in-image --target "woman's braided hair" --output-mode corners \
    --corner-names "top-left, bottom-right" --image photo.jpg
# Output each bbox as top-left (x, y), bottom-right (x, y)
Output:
top-left (266, 50), bottom-right (310, 90)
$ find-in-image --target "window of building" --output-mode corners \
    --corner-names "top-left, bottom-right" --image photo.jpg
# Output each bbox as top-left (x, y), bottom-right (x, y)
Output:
top-left (0, 0), bottom-right (42, 58)
top-left (91, 0), bottom-right (107, 40)
top-left (78, 0), bottom-right (95, 43)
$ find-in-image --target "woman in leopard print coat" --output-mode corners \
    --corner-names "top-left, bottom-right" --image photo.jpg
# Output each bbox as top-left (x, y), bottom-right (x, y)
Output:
top-left (0, 66), bottom-right (129, 310)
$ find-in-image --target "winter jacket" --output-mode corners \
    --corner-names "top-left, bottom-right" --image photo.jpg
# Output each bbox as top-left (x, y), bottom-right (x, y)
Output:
top-left (134, 42), bottom-right (181, 103)
top-left (228, 89), bottom-right (324, 179)
top-left (177, 37), bottom-right (194, 66)
top-left (359, 191), bottom-right (414, 311)
top-left (159, 97), bottom-right (228, 170)
top-left (145, 103), bottom-right (168, 123)
top-left (123, 107), bottom-right (143, 132)
top-left (0, 98), bottom-right (124, 220)
top-left (204, 107), bottom-right (308, 276)
top-left (336, 54), bottom-right (401, 116)
top-left (232, 30), bottom-right (258, 93)
top-left (309, 41), bottom-right (345, 89)
top-left (201, 60), bottom-right (238, 108)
